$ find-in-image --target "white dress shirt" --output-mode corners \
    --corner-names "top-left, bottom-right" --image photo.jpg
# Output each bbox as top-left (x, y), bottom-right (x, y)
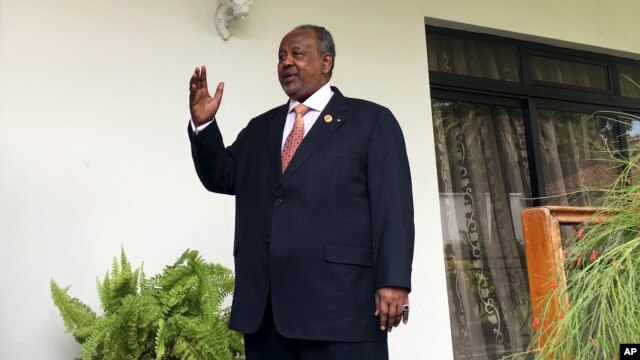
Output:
top-left (280, 83), bottom-right (334, 151)
top-left (191, 84), bottom-right (334, 152)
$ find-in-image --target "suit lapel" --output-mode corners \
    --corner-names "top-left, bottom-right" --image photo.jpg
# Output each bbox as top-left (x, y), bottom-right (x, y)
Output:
top-left (266, 104), bottom-right (289, 180)
top-left (279, 87), bottom-right (349, 184)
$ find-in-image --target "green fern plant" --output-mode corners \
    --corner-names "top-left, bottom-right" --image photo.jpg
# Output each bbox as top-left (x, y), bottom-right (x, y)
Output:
top-left (51, 248), bottom-right (244, 360)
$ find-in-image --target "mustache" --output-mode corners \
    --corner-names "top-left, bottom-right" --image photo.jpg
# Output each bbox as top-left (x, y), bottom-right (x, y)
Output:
top-left (281, 70), bottom-right (298, 77)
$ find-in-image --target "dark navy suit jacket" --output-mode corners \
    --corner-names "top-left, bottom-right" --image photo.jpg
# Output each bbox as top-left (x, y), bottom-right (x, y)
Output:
top-left (189, 87), bottom-right (414, 342)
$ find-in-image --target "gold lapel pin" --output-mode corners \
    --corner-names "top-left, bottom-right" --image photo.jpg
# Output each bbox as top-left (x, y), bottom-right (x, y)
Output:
top-left (324, 114), bottom-right (333, 123)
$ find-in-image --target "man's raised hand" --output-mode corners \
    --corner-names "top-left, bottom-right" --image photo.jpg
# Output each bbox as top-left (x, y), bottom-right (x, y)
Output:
top-left (189, 66), bottom-right (224, 126)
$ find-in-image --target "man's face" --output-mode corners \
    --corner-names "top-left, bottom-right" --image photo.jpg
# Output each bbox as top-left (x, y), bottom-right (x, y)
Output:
top-left (278, 28), bottom-right (332, 101)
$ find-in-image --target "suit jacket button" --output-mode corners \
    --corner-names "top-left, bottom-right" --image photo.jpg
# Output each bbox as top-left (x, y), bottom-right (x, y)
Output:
top-left (274, 199), bottom-right (283, 206)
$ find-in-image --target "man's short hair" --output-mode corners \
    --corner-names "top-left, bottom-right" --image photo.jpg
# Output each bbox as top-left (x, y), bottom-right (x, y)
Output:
top-left (295, 24), bottom-right (336, 76)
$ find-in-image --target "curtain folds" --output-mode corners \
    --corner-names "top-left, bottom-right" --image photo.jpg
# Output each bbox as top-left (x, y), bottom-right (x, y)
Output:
top-left (433, 100), bottom-right (532, 359)
top-left (429, 32), bottom-right (625, 359)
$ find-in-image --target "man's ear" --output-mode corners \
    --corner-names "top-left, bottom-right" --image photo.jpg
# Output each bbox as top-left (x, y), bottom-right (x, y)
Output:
top-left (321, 53), bottom-right (333, 74)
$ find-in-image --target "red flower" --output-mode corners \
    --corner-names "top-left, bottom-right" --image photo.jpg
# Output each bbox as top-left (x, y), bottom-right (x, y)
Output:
top-left (532, 316), bottom-right (539, 329)
top-left (590, 250), bottom-right (598, 262)
top-left (561, 248), bottom-right (567, 261)
top-left (576, 227), bottom-right (585, 239)
top-left (558, 311), bottom-right (564, 319)
top-left (551, 279), bottom-right (558, 289)
top-left (597, 214), bottom-right (604, 224)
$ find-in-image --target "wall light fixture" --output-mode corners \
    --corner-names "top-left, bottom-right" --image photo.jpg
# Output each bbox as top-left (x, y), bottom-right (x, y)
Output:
top-left (215, 0), bottom-right (253, 40)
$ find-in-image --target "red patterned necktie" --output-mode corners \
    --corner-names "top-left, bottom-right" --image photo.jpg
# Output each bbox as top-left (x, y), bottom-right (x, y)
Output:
top-left (281, 104), bottom-right (310, 173)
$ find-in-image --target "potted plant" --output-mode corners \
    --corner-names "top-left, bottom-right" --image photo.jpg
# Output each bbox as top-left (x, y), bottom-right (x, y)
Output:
top-left (51, 248), bottom-right (243, 360)
top-left (530, 110), bottom-right (640, 359)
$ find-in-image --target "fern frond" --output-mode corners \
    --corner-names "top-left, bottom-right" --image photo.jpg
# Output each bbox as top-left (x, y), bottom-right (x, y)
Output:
top-left (139, 262), bottom-right (148, 290)
top-left (219, 306), bottom-right (243, 359)
top-left (97, 271), bottom-right (110, 312)
top-left (189, 255), bottom-right (219, 323)
top-left (174, 249), bottom-right (196, 266)
top-left (111, 255), bottom-right (120, 279)
top-left (154, 318), bottom-right (167, 360)
top-left (169, 316), bottom-right (231, 360)
top-left (120, 245), bottom-right (131, 276)
top-left (50, 280), bottom-right (97, 344)
top-left (97, 294), bottom-right (160, 360)
top-left (162, 276), bottom-right (198, 316)
top-left (99, 251), bottom-right (142, 313)
top-left (52, 248), bottom-right (243, 360)
top-left (157, 265), bottom-right (195, 293)
top-left (207, 263), bottom-right (235, 307)
top-left (81, 317), bottom-right (111, 360)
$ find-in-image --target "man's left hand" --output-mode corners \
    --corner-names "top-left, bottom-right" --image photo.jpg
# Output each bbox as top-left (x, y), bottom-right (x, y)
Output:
top-left (375, 287), bottom-right (409, 332)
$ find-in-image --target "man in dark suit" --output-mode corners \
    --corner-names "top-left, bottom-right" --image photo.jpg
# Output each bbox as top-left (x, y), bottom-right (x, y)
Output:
top-left (188, 24), bottom-right (414, 359)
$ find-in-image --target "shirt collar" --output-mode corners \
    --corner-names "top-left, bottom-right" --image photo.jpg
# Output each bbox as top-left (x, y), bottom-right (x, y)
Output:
top-left (288, 83), bottom-right (334, 113)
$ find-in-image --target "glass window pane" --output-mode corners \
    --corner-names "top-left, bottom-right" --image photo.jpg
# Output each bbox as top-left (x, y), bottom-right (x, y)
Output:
top-left (530, 55), bottom-right (609, 90)
top-left (622, 115), bottom-right (640, 152)
top-left (432, 99), bottom-right (533, 359)
top-left (427, 33), bottom-right (520, 82)
top-left (618, 64), bottom-right (640, 98)
top-left (617, 113), bottom-right (640, 185)
top-left (538, 109), bottom-right (618, 206)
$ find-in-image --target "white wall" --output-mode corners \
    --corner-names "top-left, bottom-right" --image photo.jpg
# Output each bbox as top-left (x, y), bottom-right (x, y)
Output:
top-left (0, 0), bottom-right (638, 359)
top-left (421, 0), bottom-right (640, 58)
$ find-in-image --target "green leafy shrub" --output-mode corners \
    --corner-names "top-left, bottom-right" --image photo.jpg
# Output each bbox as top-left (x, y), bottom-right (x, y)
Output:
top-left (531, 112), bottom-right (640, 359)
top-left (51, 248), bottom-right (244, 360)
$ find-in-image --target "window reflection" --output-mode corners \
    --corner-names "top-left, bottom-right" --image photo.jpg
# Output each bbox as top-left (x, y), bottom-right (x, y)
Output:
top-left (619, 64), bottom-right (640, 98)
top-left (433, 99), bottom-right (533, 359)
top-left (531, 55), bottom-right (609, 90)
top-left (427, 33), bottom-right (520, 82)
top-left (538, 109), bottom-right (618, 206)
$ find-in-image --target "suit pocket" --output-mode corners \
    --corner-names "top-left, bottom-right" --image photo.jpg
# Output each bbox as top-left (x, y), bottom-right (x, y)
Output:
top-left (325, 243), bottom-right (373, 267)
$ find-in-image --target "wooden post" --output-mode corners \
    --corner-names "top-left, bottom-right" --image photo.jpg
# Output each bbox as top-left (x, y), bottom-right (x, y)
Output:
top-left (522, 206), bottom-right (598, 351)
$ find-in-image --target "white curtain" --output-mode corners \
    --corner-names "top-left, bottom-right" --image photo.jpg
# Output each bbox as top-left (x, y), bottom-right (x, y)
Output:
top-left (433, 99), bottom-right (532, 359)
top-left (429, 33), bottom-right (623, 359)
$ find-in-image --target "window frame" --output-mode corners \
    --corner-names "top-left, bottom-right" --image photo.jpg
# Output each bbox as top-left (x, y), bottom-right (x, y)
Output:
top-left (427, 25), bottom-right (640, 109)
top-left (427, 25), bottom-right (640, 205)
